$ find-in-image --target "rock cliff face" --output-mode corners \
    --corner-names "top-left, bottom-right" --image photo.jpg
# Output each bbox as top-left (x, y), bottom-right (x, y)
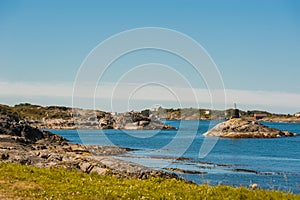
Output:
top-left (0, 114), bottom-right (64, 143)
top-left (0, 113), bottom-right (178, 180)
top-left (203, 118), bottom-right (297, 138)
top-left (112, 112), bottom-right (175, 130)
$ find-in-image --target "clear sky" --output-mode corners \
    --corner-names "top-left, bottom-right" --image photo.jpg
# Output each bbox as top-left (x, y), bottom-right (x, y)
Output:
top-left (0, 0), bottom-right (299, 113)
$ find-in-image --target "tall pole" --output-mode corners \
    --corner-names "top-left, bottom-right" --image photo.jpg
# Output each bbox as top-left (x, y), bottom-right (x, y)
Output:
top-left (232, 103), bottom-right (239, 118)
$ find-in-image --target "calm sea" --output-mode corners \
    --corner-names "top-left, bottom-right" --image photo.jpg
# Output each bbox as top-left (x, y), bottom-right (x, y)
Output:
top-left (49, 120), bottom-right (300, 193)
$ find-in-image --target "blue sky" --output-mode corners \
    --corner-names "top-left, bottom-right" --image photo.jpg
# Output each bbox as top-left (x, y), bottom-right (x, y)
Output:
top-left (0, 0), bottom-right (299, 113)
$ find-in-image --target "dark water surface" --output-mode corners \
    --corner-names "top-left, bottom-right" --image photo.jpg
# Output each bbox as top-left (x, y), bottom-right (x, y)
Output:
top-left (49, 120), bottom-right (300, 193)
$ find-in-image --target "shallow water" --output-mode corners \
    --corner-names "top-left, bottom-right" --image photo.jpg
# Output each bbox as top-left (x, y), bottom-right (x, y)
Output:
top-left (49, 120), bottom-right (300, 193)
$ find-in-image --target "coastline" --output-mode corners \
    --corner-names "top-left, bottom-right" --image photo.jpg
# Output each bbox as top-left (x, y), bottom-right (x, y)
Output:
top-left (1, 104), bottom-right (299, 132)
top-left (1, 108), bottom-right (300, 196)
top-left (0, 113), bottom-right (180, 181)
top-left (0, 136), bottom-right (179, 181)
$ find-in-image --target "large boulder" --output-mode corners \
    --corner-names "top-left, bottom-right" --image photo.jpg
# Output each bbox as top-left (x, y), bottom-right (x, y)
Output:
top-left (203, 118), bottom-right (296, 138)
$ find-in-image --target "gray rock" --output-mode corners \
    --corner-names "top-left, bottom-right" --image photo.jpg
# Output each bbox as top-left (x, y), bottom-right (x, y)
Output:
top-left (79, 162), bottom-right (93, 173)
top-left (203, 118), bottom-right (297, 138)
top-left (90, 166), bottom-right (109, 175)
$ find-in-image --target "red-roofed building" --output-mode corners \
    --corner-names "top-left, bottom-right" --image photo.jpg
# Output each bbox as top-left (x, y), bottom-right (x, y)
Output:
top-left (254, 114), bottom-right (267, 120)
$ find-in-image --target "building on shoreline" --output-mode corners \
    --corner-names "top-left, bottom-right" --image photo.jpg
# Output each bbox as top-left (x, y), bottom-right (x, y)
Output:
top-left (254, 114), bottom-right (267, 120)
top-left (295, 112), bottom-right (300, 117)
top-left (231, 103), bottom-right (240, 119)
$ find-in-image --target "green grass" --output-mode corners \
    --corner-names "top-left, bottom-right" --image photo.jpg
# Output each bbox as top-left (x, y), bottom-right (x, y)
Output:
top-left (0, 103), bottom-right (72, 120)
top-left (0, 163), bottom-right (299, 199)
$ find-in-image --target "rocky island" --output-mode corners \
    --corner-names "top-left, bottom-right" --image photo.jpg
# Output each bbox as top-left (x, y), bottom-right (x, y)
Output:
top-left (203, 118), bottom-right (297, 138)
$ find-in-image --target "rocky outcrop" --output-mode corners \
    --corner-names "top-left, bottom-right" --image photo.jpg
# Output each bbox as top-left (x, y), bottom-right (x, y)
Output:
top-left (41, 111), bottom-right (175, 130)
top-left (203, 118), bottom-right (297, 138)
top-left (112, 112), bottom-right (175, 130)
top-left (73, 111), bottom-right (175, 130)
top-left (0, 114), bottom-right (61, 143)
top-left (0, 113), bottom-right (178, 180)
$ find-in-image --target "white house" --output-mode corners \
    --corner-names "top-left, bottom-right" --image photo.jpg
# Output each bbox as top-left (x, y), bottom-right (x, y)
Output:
top-left (151, 105), bottom-right (162, 112)
top-left (295, 112), bottom-right (300, 117)
top-left (204, 110), bottom-right (210, 115)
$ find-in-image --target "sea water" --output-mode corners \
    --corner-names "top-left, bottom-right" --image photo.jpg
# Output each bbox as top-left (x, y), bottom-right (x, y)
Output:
top-left (49, 121), bottom-right (300, 193)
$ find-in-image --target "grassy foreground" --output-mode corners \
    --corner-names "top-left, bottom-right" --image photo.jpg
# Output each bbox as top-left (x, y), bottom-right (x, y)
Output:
top-left (0, 162), bottom-right (299, 200)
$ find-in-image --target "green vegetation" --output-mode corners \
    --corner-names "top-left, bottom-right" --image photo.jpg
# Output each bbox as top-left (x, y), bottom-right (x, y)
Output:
top-left (0, 162), bottom-right (299, 200)
top-left (0, 103), bottom-right (72, 120)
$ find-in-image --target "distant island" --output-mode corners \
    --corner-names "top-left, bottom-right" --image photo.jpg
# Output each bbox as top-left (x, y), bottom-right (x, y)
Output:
top-left (0, 103), bottom-right (299, 130)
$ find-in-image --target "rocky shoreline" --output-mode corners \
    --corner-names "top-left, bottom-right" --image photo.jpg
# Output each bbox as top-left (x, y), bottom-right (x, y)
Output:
top-left (0, 113), bottom-right (178, 180)
top-left (203, 118), bottom-right (298, 138)
top-left (1, 104), bottom-right (299, 131)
